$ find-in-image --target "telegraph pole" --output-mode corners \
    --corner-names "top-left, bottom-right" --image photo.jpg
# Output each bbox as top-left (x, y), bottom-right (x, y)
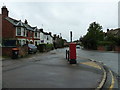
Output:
top-left (70, 31), bottom-right (72, 42)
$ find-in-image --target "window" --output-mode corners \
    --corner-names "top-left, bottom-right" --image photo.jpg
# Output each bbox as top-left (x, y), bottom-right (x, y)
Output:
top-left (26, 31), bottom-right (28, 37)
top-left (23, 40), bottom-right (26, 45)
top-left (2, 40), bottom-right (16, 47)
top-left (47, 36), bottom-right (49, 40)
top-left (17, 27), bottom-right (21, 36)
top-left (38, 33), bottom-right (40, 38)
top-left (35, 32), bottom-right (37, 37)
top-left (35, 41), bottom-right (37, 46)
top-left (30, 31), bottom-right (33, 37)
top-left (23, 29), bottom-right (26, 36)
top-left (19, 40), bottom-right (21, 46)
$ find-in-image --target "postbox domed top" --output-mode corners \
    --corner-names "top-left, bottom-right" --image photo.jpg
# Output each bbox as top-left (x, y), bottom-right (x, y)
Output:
top-left (69, 43), bottom-right (76, 45)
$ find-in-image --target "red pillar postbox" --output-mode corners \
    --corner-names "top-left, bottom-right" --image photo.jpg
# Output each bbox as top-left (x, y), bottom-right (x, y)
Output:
top-left (69, 43), bottom-right (77, 64)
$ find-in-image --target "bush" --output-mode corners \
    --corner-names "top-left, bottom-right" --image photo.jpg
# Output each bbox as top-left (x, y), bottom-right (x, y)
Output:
top-left (38, 44), bottom-right (54, 52)
top-left (46, 44), bottom-right (54, 51)
top-left (97, 41), bottom-right (115, 46)
top-left (38, 44), bottom-right (46, 52)
top-left (97, 41), bottom-right (115, 51)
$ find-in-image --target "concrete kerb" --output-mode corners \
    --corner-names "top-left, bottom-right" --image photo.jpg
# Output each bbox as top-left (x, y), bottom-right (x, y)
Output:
top-left (70, 56), bottom-right (107, 89)
top-left (82, 58), bottom-right (115, 90)
top-left (77, 57), bottom-right (107, 90)
top-left (93, 60), bottom-right (107, 90)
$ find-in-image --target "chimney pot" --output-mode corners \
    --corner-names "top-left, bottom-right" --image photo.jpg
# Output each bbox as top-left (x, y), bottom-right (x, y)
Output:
top-left (2, 6), bottom-right (9, 18)
top-left (25, 19), bottom-right (28, 24)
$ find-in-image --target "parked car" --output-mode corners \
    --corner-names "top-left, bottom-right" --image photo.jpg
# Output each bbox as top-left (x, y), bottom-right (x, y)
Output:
top-left (76, 45), bottom-right (80, 49)
top-left (28, 44), bottom-right (37, 54)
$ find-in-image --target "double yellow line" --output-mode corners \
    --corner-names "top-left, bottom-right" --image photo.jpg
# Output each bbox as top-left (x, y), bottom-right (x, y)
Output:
top-left (109, 70), bottom-right (115, 90)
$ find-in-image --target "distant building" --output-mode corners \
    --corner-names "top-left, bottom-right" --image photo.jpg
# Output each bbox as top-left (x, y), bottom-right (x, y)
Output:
top-left (39, 29), bottom-right (53, 44)
top-left (106, 28), bottom-right (120, 37)
top-left (53, 34), bottom-right (67, 48)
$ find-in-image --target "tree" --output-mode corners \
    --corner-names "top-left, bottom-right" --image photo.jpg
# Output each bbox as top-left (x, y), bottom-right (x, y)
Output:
top-left (81, 22), bottom-right (104, 50)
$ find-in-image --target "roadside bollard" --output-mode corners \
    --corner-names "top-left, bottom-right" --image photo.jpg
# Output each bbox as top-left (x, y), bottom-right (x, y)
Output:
top-left (66, 50), bottom-right (68, 59)
top-left (67, 50), bottom-right (69, 61)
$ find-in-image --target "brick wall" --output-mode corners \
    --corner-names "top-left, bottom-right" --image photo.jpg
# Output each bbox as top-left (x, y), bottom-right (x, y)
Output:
top-left (2, 47), bottom-right (12, 56)
top-left (19, 46), bottom-right (28, 57)
top-left (97, 46), bottom-right (106, 51)
top-left (2, 46), bottom-right (28, 57)
top-left (115, 46), bottom-right (120, 51)
top-left (2, 18), bottom-right (16, 39)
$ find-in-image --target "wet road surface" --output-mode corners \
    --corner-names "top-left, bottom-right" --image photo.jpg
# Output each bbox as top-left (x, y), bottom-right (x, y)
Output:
top-left (76, 48), bottom-right (119, 76)
top-left (2, 48), bottom-right (103, 88)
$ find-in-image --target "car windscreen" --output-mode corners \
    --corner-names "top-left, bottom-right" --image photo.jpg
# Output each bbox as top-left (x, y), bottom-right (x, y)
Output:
top-left (28, 44), bottom-right (37, 48)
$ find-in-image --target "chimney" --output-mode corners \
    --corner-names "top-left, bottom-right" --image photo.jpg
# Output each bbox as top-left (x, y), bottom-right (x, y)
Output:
top-left (107, 29), bottom-right (109, 32)
top-left (2, 6), bottom-right (9, 18)
top-left (54, 34), bottom-right (56, 37)
top-left (40, 28), bottom-right (43, 32)
top-left (25, 19), bottom-right (28, 24)
top-left (49, 32), bottom-right (52, 35)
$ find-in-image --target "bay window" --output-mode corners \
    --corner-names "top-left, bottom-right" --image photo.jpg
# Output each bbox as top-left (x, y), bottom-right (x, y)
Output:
top-left (17, 27), bottom-right (21, 36)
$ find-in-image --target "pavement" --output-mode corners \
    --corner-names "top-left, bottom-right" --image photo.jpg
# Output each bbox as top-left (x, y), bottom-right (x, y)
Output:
top-left (1, 48), bottom-right (118, 89)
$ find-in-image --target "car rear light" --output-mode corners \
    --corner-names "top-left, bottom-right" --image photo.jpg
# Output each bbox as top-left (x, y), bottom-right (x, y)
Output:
top-left (28, 47), bottom-right (31, 50)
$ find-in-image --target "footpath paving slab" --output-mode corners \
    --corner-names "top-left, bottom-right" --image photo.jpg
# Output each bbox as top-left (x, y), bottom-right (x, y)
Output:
top-left (2, 49), bottom-right (104, 88)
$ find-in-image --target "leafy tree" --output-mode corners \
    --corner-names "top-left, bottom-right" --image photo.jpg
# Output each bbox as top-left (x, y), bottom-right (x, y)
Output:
top-left (81, 22), bottom-right (104, 50)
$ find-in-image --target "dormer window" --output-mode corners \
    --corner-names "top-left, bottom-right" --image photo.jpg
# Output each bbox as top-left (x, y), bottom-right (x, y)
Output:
top-left (17, 27), bottom-right (21, 36)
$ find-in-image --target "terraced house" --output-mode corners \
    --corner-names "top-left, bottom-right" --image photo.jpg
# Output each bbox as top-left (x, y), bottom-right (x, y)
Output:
top-left (1, 6), bottom-right (53, 56)
top-left (39, 29), bottom-right (53, 45)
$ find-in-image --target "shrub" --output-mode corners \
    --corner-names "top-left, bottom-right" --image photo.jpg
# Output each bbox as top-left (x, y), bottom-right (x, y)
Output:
top-left (38, 44), bottom-right (54, 52)
top-left (45, 44), bottom-right (54, 51)
top-left (97, 41), bottom-right (115, 46)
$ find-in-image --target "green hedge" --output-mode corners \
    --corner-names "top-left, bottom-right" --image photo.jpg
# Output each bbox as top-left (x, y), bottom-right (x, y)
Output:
top-left (38, 44), bottom-right (54, 52)
top-left (97, 41), bottom-right (115, 46)
top-left (97, 41), bottom-right (115, 51)
top-left (45, 44), bottom-right (54, 51)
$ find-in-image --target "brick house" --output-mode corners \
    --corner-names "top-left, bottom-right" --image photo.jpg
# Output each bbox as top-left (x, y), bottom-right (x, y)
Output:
top-left (1, 6), bottom-right (38, 56)
top-left (1, 6), bottom-right (36, 46)
top-left (1, 6), bottom-right (54, 56)
top-left (33, 27), bottom-right (40, 46)
top-left (106, 28), bottom-right (120, 37)
top-left (1, 6), bottom-right (53, 46)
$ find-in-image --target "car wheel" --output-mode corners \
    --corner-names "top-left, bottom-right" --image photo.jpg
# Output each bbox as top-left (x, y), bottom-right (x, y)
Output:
top-left (34, 52), bottom-right (36, 54)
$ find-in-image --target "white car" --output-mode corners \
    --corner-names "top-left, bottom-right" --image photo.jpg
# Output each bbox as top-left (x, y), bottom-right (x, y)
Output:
top-left (76, 45), bottom-right (80, 49)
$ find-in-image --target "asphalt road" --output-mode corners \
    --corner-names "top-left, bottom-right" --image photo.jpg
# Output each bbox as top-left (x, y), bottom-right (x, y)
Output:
top-left (76, 47), bottom-right (119, 76)
top-left (2, 48), bottom-right (103, 88)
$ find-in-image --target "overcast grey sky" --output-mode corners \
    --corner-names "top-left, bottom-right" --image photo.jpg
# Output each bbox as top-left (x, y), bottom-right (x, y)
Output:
top-left (0, 0), bottom-right (119, 41)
